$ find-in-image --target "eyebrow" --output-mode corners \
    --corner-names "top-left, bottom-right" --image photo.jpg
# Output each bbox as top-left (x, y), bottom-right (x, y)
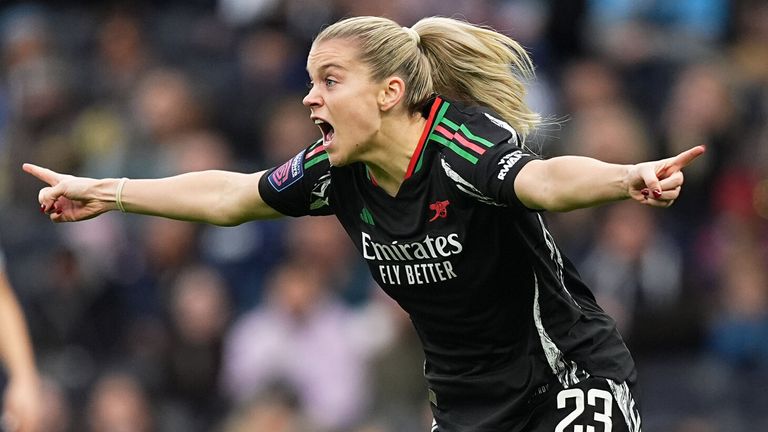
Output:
top-left (308, 63), bottom-right (348, 75)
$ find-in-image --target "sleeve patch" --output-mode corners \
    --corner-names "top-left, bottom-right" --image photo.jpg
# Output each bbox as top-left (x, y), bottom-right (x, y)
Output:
top-left (268, 150), bottom-right (305, 191)
top-left (496, 150), bottom-right (525, 180)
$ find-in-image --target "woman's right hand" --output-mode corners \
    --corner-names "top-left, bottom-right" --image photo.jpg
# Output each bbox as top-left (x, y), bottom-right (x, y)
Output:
top-left (22, 163), bottom-right (117, 223)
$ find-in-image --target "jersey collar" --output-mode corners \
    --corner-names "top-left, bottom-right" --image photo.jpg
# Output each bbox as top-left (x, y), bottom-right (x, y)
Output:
top-left (365, 96), bottom-right (445, 188)
top-left (404, 96), bottom-right (443, 180)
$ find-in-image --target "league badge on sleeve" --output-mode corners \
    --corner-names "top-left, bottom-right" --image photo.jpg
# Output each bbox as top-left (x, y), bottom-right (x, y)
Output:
top-left (268, 150), bottom-right (306, 192)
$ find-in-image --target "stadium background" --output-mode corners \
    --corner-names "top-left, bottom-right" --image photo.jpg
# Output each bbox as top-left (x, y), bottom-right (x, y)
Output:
top-left (0, 0), bottom-right (766, 431)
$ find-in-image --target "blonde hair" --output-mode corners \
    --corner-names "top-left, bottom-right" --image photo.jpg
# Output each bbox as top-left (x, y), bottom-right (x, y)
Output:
top-left (314, 16), bottom-right (541, 140)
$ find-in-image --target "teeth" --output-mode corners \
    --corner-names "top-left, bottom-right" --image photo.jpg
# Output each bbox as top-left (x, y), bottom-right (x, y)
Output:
top-left (314, 119), bottom-right (325, 125)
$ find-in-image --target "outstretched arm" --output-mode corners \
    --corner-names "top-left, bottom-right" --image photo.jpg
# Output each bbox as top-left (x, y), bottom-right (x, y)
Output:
top-left (514, 146), bottom-right (705, 212)
top-left (22, 165), bottom-right (282, 225)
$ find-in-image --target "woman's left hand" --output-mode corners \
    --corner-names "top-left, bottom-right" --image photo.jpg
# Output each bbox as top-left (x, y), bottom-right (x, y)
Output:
top-left (626, 145), bottom-right (706, 207)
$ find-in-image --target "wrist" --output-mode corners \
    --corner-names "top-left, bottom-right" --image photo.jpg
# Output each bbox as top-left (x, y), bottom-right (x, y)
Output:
top-left (94, 178), bottom-right (126, 212)
top-left (115, 177), bottom-right (129, 213)
top-left (621, 164), bottom-right (635, 199)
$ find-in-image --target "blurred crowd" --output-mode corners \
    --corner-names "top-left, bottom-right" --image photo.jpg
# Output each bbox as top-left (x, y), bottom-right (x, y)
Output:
top-left (0, 0), bottom-right (766, 431)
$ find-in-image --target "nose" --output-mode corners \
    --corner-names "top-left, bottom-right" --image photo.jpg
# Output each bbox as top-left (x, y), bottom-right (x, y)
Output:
top-left (303, 86), bottom-right (321, 108)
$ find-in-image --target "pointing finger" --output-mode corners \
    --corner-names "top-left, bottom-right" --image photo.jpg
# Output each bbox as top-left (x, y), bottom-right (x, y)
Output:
top-left (22, 163), bottom-right (63, 186)
top-left (671, 145), bottom-right (706, 169)
top-left (658, 146), bottom-right (706, 178)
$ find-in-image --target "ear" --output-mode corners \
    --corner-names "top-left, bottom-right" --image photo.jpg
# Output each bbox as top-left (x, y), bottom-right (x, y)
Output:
top-left (378, 76), bottom-right (406, 112)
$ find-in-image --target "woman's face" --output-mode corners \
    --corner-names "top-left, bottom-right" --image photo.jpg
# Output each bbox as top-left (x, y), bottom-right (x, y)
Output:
top-left (303, 38), bottom-right (383, 166)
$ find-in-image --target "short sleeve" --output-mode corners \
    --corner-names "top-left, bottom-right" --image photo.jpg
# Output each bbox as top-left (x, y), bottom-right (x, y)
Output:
top-left (438, 109), bottom-right (539, 211)
top-left (258, 140), bottom-right (334, 217)
top-left (470, 139), bottom-right (538, 210)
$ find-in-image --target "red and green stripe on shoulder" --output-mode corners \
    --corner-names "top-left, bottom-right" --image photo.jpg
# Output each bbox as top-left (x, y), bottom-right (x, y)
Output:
top-left (410, 98), bottom-right (519, 173)
top-left (304, 139), bottom-right (329, 169)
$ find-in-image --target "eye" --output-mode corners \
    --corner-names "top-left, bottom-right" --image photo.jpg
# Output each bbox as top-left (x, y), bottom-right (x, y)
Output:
top-left (325, 78), bottom-right (337, 88)
top-left (306, 81), bottom-right (314, 89)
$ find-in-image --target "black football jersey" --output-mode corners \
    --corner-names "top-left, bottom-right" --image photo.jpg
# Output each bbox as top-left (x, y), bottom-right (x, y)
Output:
top-left (258, 96), bottom-right (636, 431)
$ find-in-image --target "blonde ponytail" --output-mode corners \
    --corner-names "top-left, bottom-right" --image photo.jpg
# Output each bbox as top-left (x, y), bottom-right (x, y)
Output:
top-left (315, 16), bottom-right (540, 141)
top-left (413, 17), bottom-right (540, 140)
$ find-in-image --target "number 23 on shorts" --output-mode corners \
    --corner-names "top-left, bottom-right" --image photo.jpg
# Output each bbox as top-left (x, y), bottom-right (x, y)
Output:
top-left (555, 387), bottom-right (614, 432)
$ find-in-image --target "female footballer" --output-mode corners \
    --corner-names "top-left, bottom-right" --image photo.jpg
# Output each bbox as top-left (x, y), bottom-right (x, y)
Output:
top-left (25, 16), bottom-right (704, 431)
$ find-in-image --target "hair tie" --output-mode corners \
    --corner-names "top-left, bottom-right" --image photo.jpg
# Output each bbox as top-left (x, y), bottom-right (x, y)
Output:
top-left (402, 26), bottom-right (421, 45)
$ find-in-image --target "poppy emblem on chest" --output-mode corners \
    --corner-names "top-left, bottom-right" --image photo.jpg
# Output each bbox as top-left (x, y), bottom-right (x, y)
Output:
top-left (429, 200), bottom-right (450, 222)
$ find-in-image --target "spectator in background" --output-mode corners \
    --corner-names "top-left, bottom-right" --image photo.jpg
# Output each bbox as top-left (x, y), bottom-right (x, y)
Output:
top-left (0, 7), bottom-right (76, 209)
top-left (726, 0), bottom-right (768, 201)
top-left (26, 246), bottom-right (128, 359)
top-left (90, 11), bottom-right (153, 102)
top-left (217, 28), bottom-right (307, 162)
top-left (164, 129), bottom-right (287, 310)
top-left (221, 259), bottom-right (391, 431)
top-left (365, 290), bottom-right (429, 432)
top-left (707, 239), bottom-right (768, 368)
top-left (579, 1), bottom-right (732, 134)
top-left (662, 62), bottom-right (738, 158)
top-left (105, 67), bottom-right (214, 180)
top-left (132, 69), bottom-right (208, 150)
top-left (218, 387), bottom-right (316, 432)
top-left (547, 88), bottom-right (652, 258)
top-left (691, 169), bottom-right (766, 294)
top-left (85, 370), bottom-right (154, 432)
top-left (69, 10), bottom-right (155, 181)
top-left (578, 201), bottom-right (687, 351)
top-left (700, 214), bottom-right (768, 431)
top-left (585, 0), bottom-right (730, 58)
top-left (728, 0), bottom-right (768, 98)
top-left (163, 264), bottom-right (232, 431)
top-left (259, 94), bottom-right (326, 166)
top-left (0, 246), bottom-right (41, 432)
top-left (126, 217), bottom-right (199, 316)
top-left (660, 62), bottom-right (739, 211)
top-left (559, 58), bottom-right (624, 116)
top-left (568, 105), bottom-right (652, 168)
top-left (282, 215), bottom-right (366, 304)
top-left (700, 166), bottom-right (768, 369)
top-left (23, 244), bottom-right (128, 420)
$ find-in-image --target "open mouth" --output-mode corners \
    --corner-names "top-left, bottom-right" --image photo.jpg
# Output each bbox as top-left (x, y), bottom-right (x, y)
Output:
top-left (315, 119), bottom-right (335, 147)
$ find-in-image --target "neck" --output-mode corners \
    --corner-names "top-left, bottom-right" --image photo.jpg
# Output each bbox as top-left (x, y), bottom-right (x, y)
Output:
top-left (362, 111), bottom-right (427, 196)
